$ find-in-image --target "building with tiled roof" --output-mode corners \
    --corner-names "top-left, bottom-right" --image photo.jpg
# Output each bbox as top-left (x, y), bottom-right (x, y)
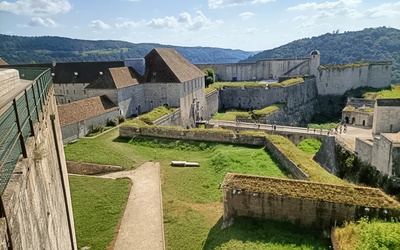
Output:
top-left (2, 48), bottom-right (207, 138)
top-left (83, 48), bottom-right (206, 125)
top-left (0, 58), bottom-right (8, 65)
top-left (58, 95), bottom-right (119, 143)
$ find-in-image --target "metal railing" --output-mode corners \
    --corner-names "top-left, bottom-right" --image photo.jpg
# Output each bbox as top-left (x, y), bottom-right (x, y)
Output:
top-left (0, 68), bottom-right (52, 194)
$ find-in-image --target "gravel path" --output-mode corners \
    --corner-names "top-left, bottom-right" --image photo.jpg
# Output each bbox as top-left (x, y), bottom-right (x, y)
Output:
top-left (96, 162), bottom-right (165, 250)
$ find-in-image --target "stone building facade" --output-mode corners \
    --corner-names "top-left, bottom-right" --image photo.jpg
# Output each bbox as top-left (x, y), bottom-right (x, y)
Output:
top-left (58, 95), bottom-right (119, 143)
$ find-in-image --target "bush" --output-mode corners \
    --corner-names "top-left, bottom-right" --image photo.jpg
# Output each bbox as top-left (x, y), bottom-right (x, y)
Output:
top-left (203, 68), bottom-right (215, 87)
top-left (107, 117), bottom-right (119, 127)
top-left (117, 115), bottom-right (125, 123)
top-left (90, 124), bottom-right (105, 134)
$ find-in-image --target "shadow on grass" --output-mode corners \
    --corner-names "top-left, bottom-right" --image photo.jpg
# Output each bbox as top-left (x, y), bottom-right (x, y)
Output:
top-left (112, 136), bottom-right (131, 143)
top-left (203, 217), bottom-right (331, 250)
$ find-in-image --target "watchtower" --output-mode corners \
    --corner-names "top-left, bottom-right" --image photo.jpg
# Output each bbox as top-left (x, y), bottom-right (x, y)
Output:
top-left (310, 49), bottom-right (320, 77)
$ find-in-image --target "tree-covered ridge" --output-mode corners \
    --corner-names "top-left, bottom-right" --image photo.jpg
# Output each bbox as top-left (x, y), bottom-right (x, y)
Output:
top-left (0, 35), bottom-right (256, 65)
top-left (241, 27), bottom-right (400, 83)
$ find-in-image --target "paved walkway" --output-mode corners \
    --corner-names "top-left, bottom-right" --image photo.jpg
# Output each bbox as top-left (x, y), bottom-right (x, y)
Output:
top-left (335, 125), bottom-right (373, 151)
top-left (96, 162), bottom-right (165, 250)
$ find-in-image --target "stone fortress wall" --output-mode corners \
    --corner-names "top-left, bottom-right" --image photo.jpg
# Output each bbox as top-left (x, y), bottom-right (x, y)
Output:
top-left (197, 51), bottom-right (392, 97)
top-left (0, 85), bottom-right (76, 248)
top-left (316, 63), bottom-right (392, 95)
top-left (197, 58), bottom-right (310, 81)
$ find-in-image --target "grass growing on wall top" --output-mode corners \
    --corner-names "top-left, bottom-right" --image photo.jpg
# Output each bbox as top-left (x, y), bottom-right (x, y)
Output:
top-left (139, 106), bottom-right (176, 124)
top-left (253, 104), bottom-right (282, 116)
top-left (206, 81), bottom-right (264, 93)
top-left (267, 134), bottom-right (345, 184)
top-left (364, 83), bottom-right (400, 99)
top-left (334, 218), bottom-right (400, 250)
top-left (319, 61), bottom-right (374, 70)
top-left (268, 78), bottom-right (304, 87)
top-left (69, 175), bottom-right (131, 250)
top-left (212, 110), bottom-right (251, 121)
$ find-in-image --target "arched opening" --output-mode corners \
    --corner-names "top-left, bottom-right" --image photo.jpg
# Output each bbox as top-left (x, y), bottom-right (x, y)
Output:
top-left (345, 117), bottom-right (349, 124)
top-left (163, 103), bottom-right (169, 107)
top-left (362, 120), bottom-right (365, 126)
top-left (351, 117), bottom-right (355, 124)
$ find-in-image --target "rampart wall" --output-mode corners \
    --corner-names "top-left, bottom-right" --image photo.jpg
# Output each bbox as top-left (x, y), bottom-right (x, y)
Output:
top-left (219, 78), bottom-right (318, 124)
top-left (316, 63), bottom-right (392, 95)
top-left (196, 58), bottom-right (310, 81)
top-left (223, 186), bottom-right (399, 230)
top-left (1, 89), bottom-right (76, 249)
top-left (204, 90), bottom-right (219, 120)
top-left (153, 108), bottom-right (182, 126)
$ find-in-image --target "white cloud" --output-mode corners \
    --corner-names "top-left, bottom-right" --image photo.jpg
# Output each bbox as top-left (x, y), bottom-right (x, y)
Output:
top-left (239, 12), bottom-right (255, 19)
top-left (89, 20), bottom-right (111, 30)
top-left (364, 2), bottom-right (400, 18)
top-left (116, 20), bottom-right (143, 29)
top-left (29, 17), bottom-right (56, 27)
top-left (208, 0), bottom-right (274, 9)
top-left (0, 0), bottom-right (71, 16)
top-left (288, 0), bottom-right (400, 21)
top-left (245, 27), bottom-right (258, 34)
top-left (147, 11), bottom-right (222, 31)
top-left (287, 0), bottom-right (361, 11)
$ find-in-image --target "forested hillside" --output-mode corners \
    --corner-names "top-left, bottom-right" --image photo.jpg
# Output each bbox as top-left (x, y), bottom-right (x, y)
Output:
top-left (241, 27), bottom-right (400, 83)
top-left (0, 35), bottom-right (255, 64)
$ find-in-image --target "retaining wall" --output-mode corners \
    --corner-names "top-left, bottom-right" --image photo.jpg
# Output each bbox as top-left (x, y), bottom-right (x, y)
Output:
top-left (1, 89), bottom-right (76, 249)
top-left (223, 187), bottom-right (399, 230)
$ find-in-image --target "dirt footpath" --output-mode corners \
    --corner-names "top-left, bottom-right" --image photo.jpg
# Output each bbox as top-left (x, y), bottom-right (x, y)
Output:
top-left (98, 162), bottom-right (165, 250)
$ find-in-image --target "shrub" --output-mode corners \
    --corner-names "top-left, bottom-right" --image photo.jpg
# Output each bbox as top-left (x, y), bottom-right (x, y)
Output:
top-left (117, 115), bottom-right (125, 123)
top-left (107, 117), bottom-right (119, 127)
top-left (90, 124), bottom-right (105, 134)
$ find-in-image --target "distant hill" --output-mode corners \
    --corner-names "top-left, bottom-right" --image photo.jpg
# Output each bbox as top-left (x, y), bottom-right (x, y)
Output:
top-left (241, 27), bottom-right (400, 83)
top-left (0, 35), bottom-right (256, 65)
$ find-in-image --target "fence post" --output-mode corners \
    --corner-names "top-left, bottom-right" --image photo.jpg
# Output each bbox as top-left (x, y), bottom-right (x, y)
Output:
top-left (12, 99), bottom-right (27, 158)
top-left (31, 84), bottom-right (40, 122)
top-left (24, 89), bottom-right (34, 137)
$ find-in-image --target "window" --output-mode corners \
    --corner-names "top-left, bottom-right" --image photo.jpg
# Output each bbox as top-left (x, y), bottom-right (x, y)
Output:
top-left (73, 90), bottom-right (76, 94)
top-left (66, 90), bottom-right (69, 94)
top-left (83, 90), bottom-right (86, 94)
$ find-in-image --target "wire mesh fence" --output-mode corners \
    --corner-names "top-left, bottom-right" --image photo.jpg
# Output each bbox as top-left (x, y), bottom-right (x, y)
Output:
top-left (0, 68), bottom-right (52, 194)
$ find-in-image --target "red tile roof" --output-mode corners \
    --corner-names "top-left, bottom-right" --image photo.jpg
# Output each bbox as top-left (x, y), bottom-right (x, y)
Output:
top-left (58, 95), bottom-right (118, 126)
top-left (86, 66), bottom-right (141, 89)
top-left (144, 48), bottom-right (205, 83)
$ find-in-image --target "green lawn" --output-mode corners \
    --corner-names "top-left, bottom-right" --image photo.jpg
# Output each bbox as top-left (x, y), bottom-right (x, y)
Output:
top-left (69, 175), bottom-right (131, 250)
top-left (65, 130), bottom-right (331, 249)
top-left (297, 138), bottom-right (322, 155)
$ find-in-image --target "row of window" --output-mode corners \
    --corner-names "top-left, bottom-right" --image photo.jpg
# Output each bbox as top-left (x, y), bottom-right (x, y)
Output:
top-left (183, 78), bottom-right (203, 93)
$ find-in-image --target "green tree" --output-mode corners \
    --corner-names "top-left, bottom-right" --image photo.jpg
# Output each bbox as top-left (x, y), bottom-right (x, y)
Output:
top-left (203, 67), bottom-right (215, 87)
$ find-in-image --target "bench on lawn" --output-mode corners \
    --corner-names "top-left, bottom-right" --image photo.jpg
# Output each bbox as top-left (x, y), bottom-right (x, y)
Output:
top-left (170, 161), bottom-right (200, 167)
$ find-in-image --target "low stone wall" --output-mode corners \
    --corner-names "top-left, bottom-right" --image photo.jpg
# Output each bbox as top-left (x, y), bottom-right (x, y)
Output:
top-left (264, 139), bottom-right (309, 180)
top-left (66, 161), bottom-right (122, 175)
top-left (222, 174), bottom-right (400, 230)
top-left (153, 108), bottom-right (182, 127)
top-left (120, 126), bottom-right (266, 145)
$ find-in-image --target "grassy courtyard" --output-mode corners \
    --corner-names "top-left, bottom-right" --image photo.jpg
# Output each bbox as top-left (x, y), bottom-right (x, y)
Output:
top-left (65, 129), bottom-right (331, 249)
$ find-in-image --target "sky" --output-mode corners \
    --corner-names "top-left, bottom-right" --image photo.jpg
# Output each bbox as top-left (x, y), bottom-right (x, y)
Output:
top-left (0, 0), bottom-right (399, 51)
